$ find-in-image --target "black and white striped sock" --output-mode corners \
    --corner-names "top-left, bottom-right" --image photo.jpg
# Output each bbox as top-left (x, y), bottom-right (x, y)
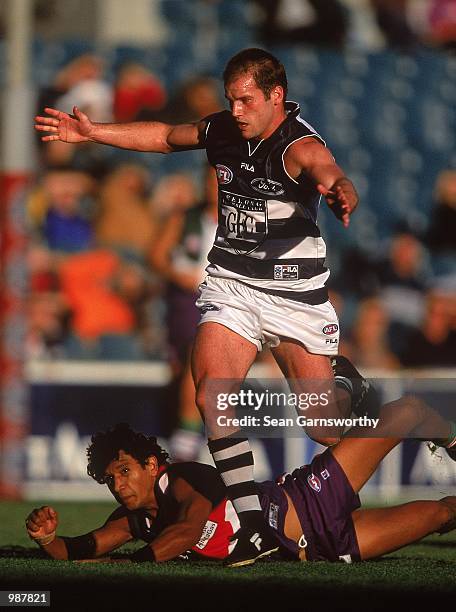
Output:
top-left (208, 435), bottom-right (262, 528)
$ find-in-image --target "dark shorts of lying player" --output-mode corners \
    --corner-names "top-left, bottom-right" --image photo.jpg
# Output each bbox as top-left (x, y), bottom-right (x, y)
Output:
top-left (25, 405), bottom-right (456, 564)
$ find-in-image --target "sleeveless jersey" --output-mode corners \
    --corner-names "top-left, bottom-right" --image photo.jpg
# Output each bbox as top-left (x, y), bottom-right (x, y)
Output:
top-left (107, 461), bottom-right (300, 560)
top-left (204, 101), bottom-right (329, 304)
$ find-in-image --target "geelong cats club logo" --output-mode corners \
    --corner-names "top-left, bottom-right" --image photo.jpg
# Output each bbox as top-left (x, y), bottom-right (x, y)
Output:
top-left (216, 164), bottom-right (233, 185)
top-left (251, 177), bottom-right (284, 196)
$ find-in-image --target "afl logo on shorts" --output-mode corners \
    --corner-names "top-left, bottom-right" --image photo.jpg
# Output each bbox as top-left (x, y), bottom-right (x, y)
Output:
top-left (323, 323), bottom-right (339, 335)
top-left (216, 164), bottom-right (233, 185)
top-left (307, 473), bottom-right (321, 492)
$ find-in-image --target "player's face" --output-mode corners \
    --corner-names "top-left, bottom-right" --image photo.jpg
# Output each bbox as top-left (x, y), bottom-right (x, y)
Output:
top-left (104, 450), bottom-right (158, 511)
top-left (225, 73), bottom-right (285, 140)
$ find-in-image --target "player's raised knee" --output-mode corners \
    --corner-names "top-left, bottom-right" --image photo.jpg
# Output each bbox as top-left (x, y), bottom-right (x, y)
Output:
top-left (308, 434), bottom-right (342, 447)
top-left (437, 496), bottom-right (456, 534)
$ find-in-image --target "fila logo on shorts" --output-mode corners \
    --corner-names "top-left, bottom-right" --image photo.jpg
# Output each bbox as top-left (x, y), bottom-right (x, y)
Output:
top-left (307, 473), bottom-right (322, 492)
top-left (250, 532), bottom-right (263, 551)
top-left (274, 264), bottom-right (299, 280)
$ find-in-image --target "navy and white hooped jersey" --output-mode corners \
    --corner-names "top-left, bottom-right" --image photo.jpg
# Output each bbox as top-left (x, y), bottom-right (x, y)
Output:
top-left (203, 101), bottom-right (329, 304)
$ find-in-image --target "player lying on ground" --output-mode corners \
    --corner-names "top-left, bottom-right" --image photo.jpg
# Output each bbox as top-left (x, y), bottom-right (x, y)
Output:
top-left (26, 400), bottom-right (456, 566)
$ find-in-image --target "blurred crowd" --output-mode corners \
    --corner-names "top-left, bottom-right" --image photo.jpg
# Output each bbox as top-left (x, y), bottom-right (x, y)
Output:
top-left (24, 1), bottom-right (455, 378)
top-left (252, 0), bottom-right (456, 53)
top-left (18, 1), bottom-right (455, 458)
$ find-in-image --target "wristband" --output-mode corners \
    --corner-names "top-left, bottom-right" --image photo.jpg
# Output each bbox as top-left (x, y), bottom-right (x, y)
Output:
top-left (31, 531), bottom-right (56, 546)
top-left (130, 545), bottom-right (156, 562)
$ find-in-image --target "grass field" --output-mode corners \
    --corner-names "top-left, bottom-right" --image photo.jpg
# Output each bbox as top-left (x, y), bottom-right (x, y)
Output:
top-left (0, 501), bottom-right (454, 611)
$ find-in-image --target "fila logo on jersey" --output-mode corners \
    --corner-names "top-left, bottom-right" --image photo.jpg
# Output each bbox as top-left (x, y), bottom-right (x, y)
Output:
top-left (216, 164), bottom-right (233, 184)
top-left (307, 473), bottom-right (321, 492)
top-left (321, 469), bottom-right (330, 480)
top-left (241, 162), bottom-right (254, 172)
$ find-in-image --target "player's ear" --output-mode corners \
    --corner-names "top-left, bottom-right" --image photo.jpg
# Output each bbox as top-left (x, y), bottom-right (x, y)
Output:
top-left (272, 86), bottom-right (283, 106)
top-left (145, 455), bottom-right (158, 475)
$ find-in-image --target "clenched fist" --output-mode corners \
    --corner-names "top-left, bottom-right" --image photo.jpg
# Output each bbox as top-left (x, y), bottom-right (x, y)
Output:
top-left (25, 506), bottom-right (58, 546)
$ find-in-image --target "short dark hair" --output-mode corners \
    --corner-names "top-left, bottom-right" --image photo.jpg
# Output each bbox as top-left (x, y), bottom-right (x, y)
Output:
top-left (87, 423), bottom-right (169, 484)
top-left (223, 48), bottom-right (288, 101)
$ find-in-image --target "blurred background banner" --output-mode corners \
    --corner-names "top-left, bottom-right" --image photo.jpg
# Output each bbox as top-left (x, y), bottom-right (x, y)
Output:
top-left (0, 0), bottom-right (455, 500)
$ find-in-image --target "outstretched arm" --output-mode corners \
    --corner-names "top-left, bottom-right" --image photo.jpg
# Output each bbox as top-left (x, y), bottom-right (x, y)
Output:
top-left (34, 106), bottom-right (206, 153)
top-left (25, 505), bottom-right (132, 560)
top-left (131, 478), bottom-right (213, 562)
top-left (285, 139), bottom-right (359, 228)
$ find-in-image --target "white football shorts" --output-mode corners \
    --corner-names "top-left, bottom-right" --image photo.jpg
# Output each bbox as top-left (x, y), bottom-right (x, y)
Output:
top-left (195, 276), bottom-right (339, 355)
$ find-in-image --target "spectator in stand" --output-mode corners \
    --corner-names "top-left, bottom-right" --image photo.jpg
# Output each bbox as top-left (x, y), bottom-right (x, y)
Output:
top-left (38, 54), bottom-right (113, 167)
top-left (376, 229), bottom-right (430, 356)
top-left (369, 0), bottom-right (421, 51)
top-left (400, 290), bottom-right (456, 367)
top-left (26, 245), bottom-right (70, 359)
top-left (425, 169), bottom-right (456, 256)
top-left (113, 62), bottom-right (167, 122)
top-left (56, 55), bottom-right (112, 123)
top-left (95, 163), bottom-right (165, 358)
top-left (346, 297), bottom-right (400, 370)
top-left (150, 167), bottom-right (218, 460)
top-left (58, 249), bottom-right (151, 360)
top-left (252, 0), bottom-right (348, 49)
top-left (149, 172), bottom-right (200, 219)
top-left (96, 163), bottom-right (158, 262)
top-left (26, 166), bottom-right (97, 254)
top-left (157, 76), bottom-right (222, 124)
top-left (427, 0), bottom-right (456, 52)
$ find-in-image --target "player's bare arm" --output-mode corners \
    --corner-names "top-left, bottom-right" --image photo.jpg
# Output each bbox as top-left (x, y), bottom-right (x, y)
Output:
top-left (138, 478), bottom-right (213, 562)
top-left (34, 106), bottom-right (207, 153)
top-left (284, 138), bottom-right (358, 227)
top-left (25, 505), bottom-right (132, 560)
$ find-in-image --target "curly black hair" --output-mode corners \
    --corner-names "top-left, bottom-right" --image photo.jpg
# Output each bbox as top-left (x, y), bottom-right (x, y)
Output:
top-left (87, 423), bottom-right (169, 484)
top-left (223, 48), bottom-right (288, 101)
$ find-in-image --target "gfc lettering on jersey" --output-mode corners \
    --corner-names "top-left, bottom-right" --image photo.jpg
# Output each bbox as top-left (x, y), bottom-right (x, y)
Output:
top-left (219, 190), bottom-right (267, 254)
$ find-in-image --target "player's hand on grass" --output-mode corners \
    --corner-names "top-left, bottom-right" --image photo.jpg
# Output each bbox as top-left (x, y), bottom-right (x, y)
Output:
top-left (35, 106), bottom-right (93, 143)
top-left (317, 181), bottom-right (357, 228)
top-left (25, 506), bottom-right (58, 545)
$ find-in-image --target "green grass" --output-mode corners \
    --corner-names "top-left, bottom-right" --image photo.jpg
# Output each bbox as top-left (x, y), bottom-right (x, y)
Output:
top-left (1, 502), bottom-right (455, 611)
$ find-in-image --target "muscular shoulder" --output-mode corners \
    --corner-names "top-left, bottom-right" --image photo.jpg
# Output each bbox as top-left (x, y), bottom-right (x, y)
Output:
top-left (204, 110), bottom-right (237, 145)
top-left (284, 137), bottom-right (335, 180)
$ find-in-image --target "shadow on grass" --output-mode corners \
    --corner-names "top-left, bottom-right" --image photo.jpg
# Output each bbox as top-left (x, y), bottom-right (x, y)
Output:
top-left (419, 540), bottom-right (456, 549)
top-left (0, 546), bottom-right (45, 559)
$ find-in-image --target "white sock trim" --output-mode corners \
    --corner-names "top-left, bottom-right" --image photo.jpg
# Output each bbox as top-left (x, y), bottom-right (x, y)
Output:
top-left (221, 465), bottom-right (255, 487)
top-left (211, 440), bottom-right (251, 461)
top-left (233, 495), bottom-right (262, 513)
